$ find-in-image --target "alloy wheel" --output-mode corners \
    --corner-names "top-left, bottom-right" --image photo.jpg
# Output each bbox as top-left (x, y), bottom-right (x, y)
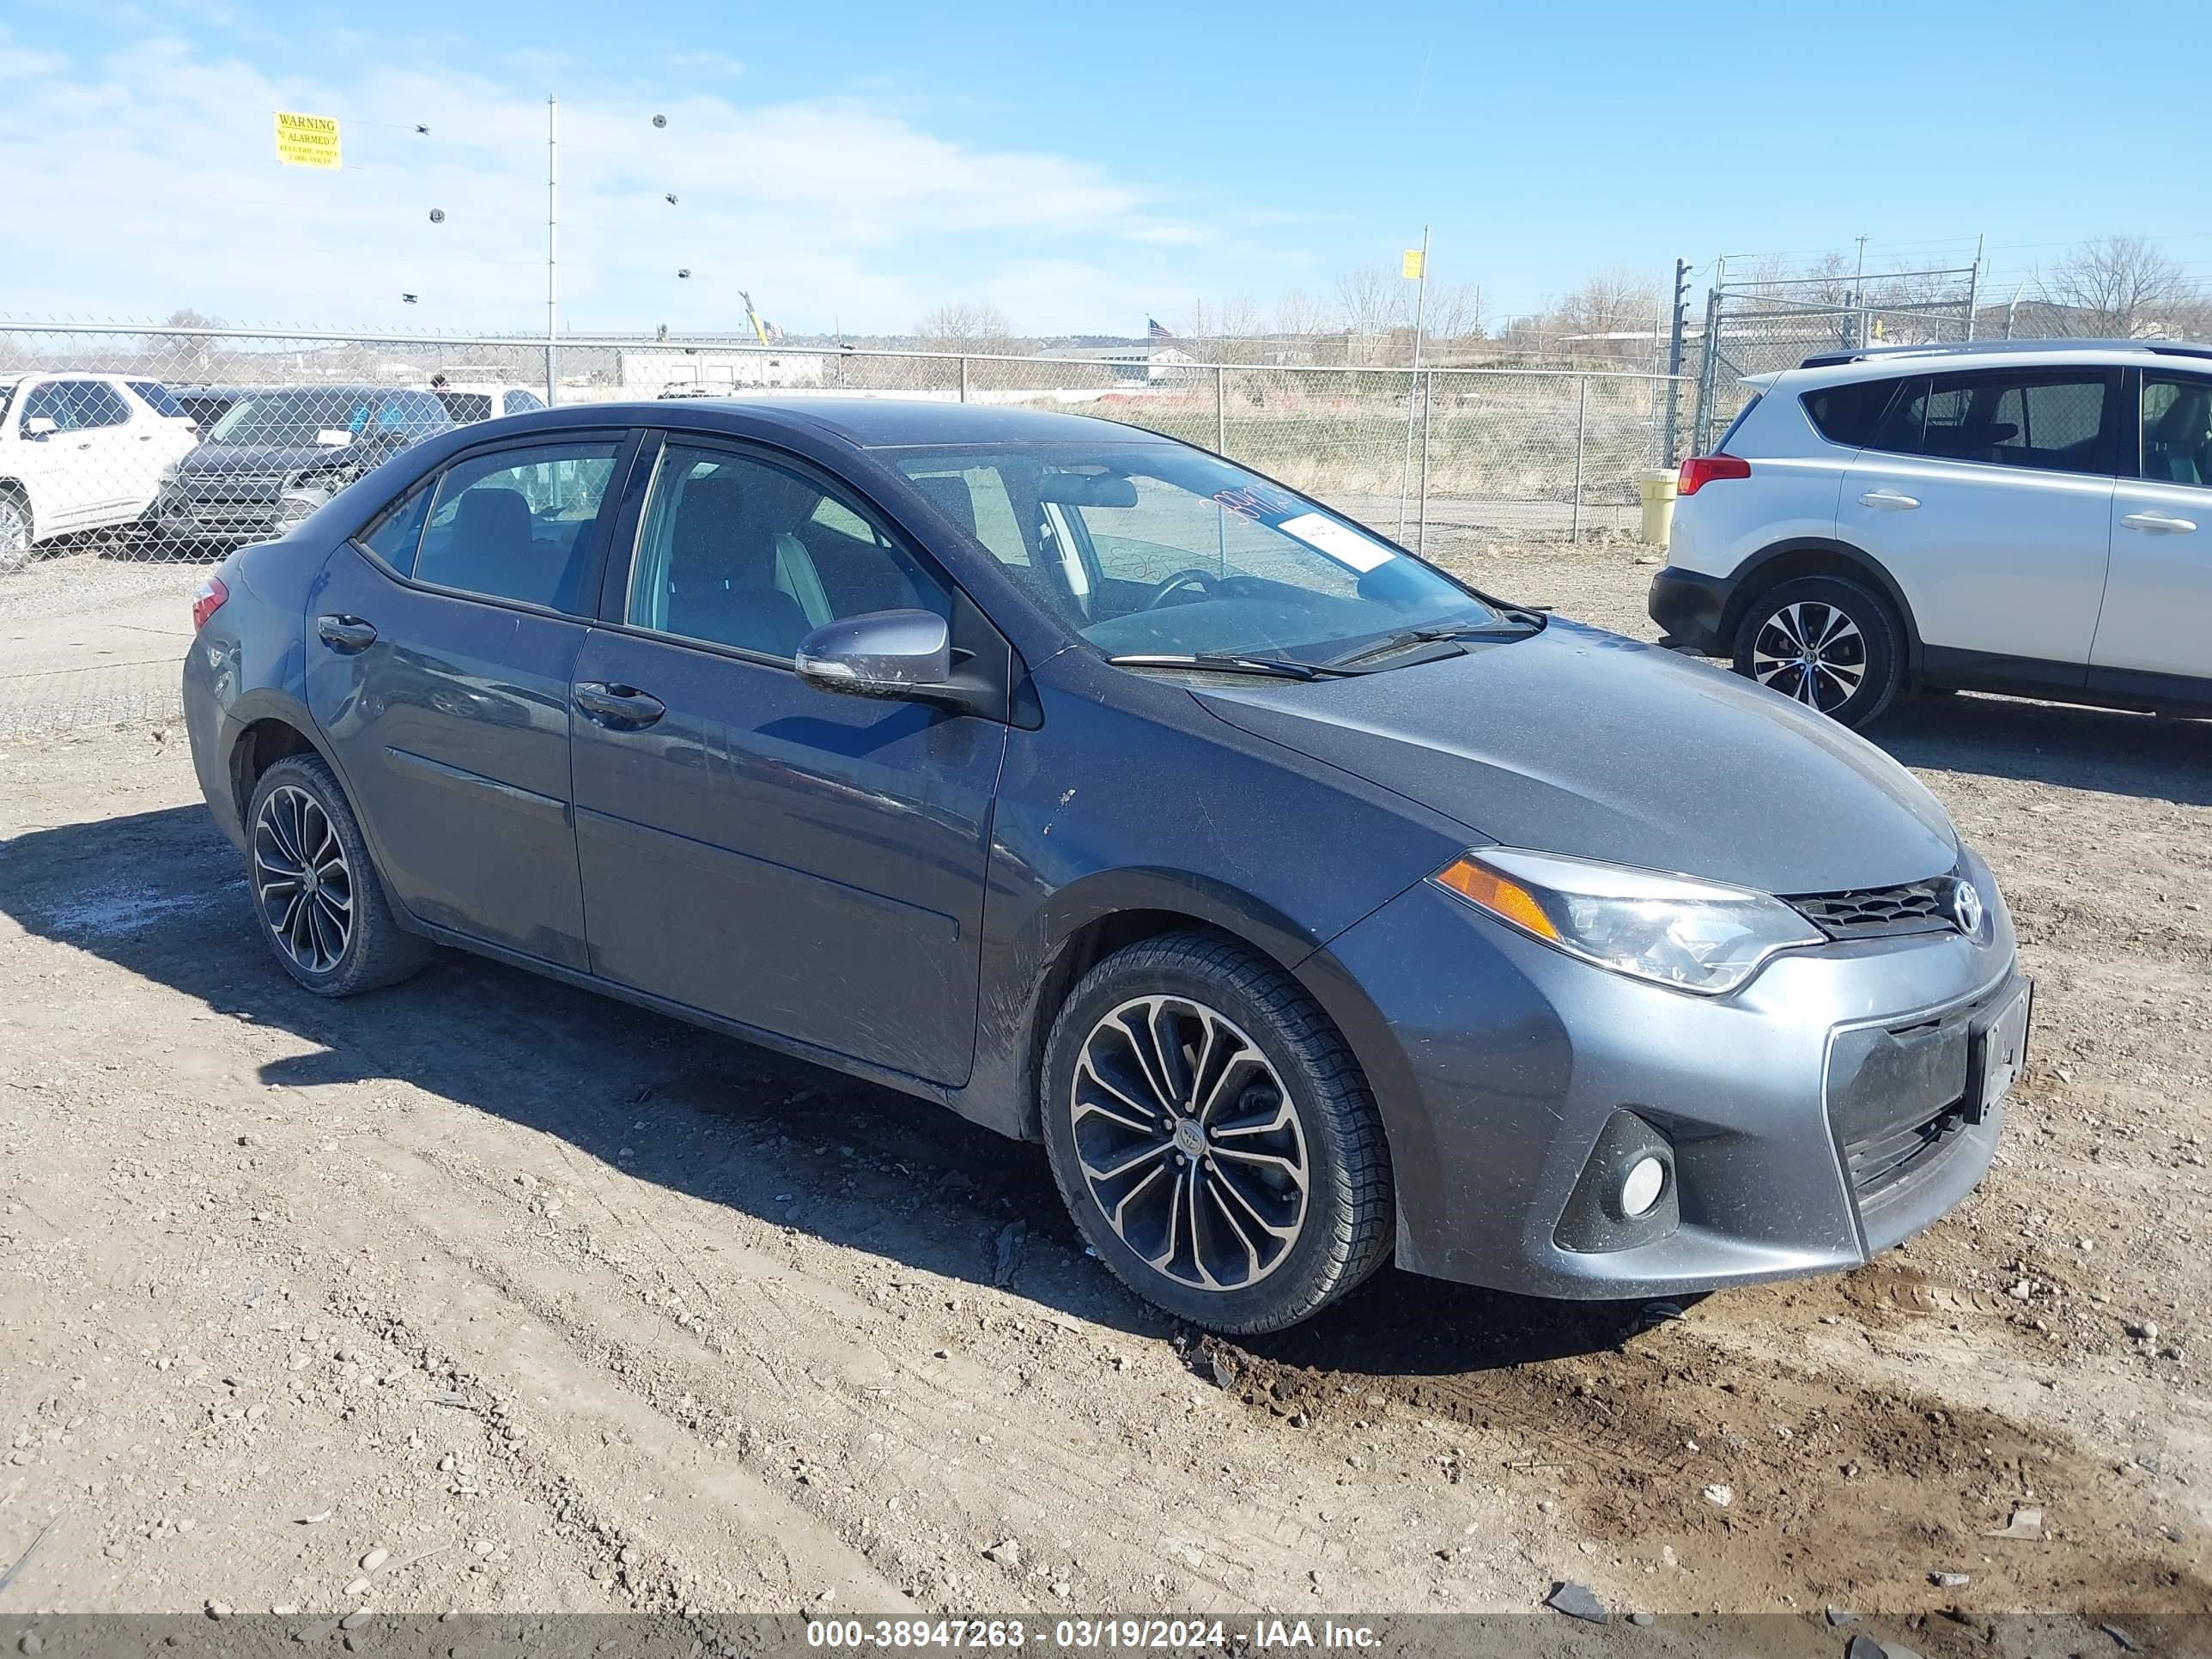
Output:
top-left (1069, 995), bottom-right (1309, 1291)
top-left (1749, 599), bottom-right (1867, 713)
top-left (252, 783), bottom-right (355, 975)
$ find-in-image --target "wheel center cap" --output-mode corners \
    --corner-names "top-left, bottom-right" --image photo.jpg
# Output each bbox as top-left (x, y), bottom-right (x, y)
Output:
top-left (301, 866), bottom-right (319, 895)
top-left (1172, 1118), bottom-right (1207, 1158)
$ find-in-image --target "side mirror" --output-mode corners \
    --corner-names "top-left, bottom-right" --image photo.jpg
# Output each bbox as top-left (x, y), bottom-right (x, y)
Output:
top-left (795, 609), bottom-right (953, 702)
top-left (23, 416), bottom-right (58, 440)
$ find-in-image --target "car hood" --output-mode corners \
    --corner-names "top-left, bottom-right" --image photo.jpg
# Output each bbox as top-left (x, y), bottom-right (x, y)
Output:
top-left (179, 442), bottom-right (364, 476)
top-left (1193, 619), bottom-right (1959, 896)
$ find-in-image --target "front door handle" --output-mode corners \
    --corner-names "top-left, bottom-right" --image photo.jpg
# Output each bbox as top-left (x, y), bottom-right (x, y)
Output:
top-left (1859, 489), bottom-right (1921, 511)
top-left (574, 681), bottom-right (665, 730)
top-left (2120, 509), bottom-right (2198, 534)
top-left (315, 614), bottom-right (379, 653)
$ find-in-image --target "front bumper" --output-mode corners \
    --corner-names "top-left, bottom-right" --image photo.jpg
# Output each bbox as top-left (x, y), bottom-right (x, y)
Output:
top-left (154, 488), bottom-right (284, 546)
top-left (1647, 564), bottom-right (1737, 656)
top-left (1310, 850), bottom-right (2019, 1298)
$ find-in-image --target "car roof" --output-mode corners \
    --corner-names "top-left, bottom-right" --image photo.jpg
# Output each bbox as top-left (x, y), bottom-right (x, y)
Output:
top-left (1791, 338), bottom-right (2212, 382)
top-left (505, 397), bottom-right (1180, 450)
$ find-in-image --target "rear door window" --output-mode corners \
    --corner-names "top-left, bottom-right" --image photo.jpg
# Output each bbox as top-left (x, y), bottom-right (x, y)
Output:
top-left (410, 441), bottom-right (621, 611)
top-left (1917, 370), bottom-right (2115, 475)
top-left (2142, 374), bottom-right (2212, 486)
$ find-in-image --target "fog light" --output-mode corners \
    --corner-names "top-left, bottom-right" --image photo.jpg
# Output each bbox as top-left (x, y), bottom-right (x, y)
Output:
top-left (1620, 1156), bottom-right (1668, 1218)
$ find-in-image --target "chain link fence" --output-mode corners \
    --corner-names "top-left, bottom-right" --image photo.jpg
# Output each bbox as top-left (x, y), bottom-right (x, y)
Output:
top-left (0, 320), bottom-right (1689, 733)
top-left (1686, 267), bottom-right (1981, 454)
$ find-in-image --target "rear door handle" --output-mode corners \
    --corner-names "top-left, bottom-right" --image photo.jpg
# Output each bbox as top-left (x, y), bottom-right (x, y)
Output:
top-left (574, 680), bottom-right (665, 730)
top-left (2120, 509), bottom-right (2197, 534)
top-left (1858, 489), bottom-right (1920, 510)
top-left (315, 615), bottom-right (379, 653)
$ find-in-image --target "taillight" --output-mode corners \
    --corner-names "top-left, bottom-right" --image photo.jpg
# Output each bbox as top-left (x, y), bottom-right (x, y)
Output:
top-left (1677, 454), bottom-right (1752, 495)
top-left (191, 575), bottom-right (228, 631)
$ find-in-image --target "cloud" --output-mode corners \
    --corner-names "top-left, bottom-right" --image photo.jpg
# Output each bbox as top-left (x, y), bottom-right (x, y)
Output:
top-left (0, 27), bottom-right (1224, 335)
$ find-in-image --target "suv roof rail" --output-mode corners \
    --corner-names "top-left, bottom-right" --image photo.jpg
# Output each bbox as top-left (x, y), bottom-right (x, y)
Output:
top-left (1799, 337), bottom-right (2212, 369)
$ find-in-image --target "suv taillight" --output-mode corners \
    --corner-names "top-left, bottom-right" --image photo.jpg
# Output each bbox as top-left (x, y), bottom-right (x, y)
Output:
top-left (191, 575), bottom-right (228, 631)
top-left (1677, 454), bottom-right (1751, 495)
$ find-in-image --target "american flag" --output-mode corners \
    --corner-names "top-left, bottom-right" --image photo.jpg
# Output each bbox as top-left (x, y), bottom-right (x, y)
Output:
top-left (1147, 317), bottom-right (1173, 343)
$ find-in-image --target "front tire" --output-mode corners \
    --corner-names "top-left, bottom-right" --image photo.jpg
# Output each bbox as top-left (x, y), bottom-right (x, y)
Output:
top-left (1731, 574), bottom-right (1903, 728)
top-left (246, 755), bottom-right (431, 996)
top-left (0, 492), bottom-right (33, 575)
top-left (1040, 933), bottom-right (1394, 1334)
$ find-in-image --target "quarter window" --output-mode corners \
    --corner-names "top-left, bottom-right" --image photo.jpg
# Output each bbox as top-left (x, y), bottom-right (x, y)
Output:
top-left (410, 442), bottom-right (620, 611)
top-left (1801, 379), bottom-right (1900, 447)
top-left (627, 444), bottom-right (950, 660)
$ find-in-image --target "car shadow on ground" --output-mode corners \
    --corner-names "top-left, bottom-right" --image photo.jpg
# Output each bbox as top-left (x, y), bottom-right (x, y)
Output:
top-left (1872, 691), bottom-right (2212, 805)
top-left (0, 801), bottom-right (1656, 1379)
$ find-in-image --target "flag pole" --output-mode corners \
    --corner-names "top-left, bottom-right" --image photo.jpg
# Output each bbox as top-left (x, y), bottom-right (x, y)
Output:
top-left (1395, 224), bottom-right (1431, 541)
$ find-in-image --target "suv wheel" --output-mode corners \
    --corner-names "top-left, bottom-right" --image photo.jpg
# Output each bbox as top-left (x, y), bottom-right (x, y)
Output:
top-left (1040, 933), bottom-right (1394, 1334)
top-left (1732, 574), bottom-right (1903, 728)
top-left (246, 755), bottom-right (432, 996)
top-left (0, 493), bottom-right (33, 575)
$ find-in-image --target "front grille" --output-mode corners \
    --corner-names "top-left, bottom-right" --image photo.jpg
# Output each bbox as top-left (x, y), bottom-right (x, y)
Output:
top-left (1826, 975), bottom-right (2016, 1208)
top-left (1844, 1100), bottom-right (1972, 1195)
top-left (1786, 876), bottom-right (1953, 939)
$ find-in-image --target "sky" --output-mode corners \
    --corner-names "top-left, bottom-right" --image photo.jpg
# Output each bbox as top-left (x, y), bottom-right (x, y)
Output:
top-left (6, 0), bottom-right (2211, 339)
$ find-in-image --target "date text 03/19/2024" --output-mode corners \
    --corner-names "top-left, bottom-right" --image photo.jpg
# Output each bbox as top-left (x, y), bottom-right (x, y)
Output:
top-left (805, 1620), bottom-right (1382, 1650)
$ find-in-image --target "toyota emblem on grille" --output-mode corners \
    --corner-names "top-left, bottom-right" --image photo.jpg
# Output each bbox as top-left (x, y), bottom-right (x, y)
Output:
top-left (1947, 878), bottom-right (1984, 936)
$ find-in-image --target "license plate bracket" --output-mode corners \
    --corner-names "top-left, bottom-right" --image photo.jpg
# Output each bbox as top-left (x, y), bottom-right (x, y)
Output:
top-left (1965, 979), bottom-right (2033, 1123)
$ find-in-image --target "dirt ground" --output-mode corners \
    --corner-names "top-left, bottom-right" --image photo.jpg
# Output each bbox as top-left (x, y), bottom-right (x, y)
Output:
top-left (0, 538), bottom-right (2208, 1650)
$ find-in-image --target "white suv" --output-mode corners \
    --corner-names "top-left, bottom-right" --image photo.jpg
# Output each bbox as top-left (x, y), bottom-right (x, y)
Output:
top-left (1650, 339), bottom-right (2212, 727)
top-left (0, 372), bottom-right (202, 573)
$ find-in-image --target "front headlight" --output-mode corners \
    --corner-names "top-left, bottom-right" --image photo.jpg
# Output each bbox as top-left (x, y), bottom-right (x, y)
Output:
top-left (1432, 847), bottom-right (1823, 996)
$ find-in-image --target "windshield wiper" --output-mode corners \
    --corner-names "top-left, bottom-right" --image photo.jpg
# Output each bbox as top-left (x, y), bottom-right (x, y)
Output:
top-left (1105, 653), bottom-right (1347, 682)
top-left (1323, 615), bottom-right (1547, 669)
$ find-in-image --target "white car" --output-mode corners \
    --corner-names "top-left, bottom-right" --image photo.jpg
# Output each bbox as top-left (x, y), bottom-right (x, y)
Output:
top-left (1650, 338), bottom-right (2212, 726)
top-left (431, 382), bottom-right (547, 422)
top-left (0, 372), bottom-right (202, 572)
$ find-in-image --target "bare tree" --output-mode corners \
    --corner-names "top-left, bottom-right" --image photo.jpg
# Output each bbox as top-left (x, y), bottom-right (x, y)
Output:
top-left (1422, 281), bottom-right (1486, 354)
top-left (1272, 289), bottom-right (1328, 339)
top-left (1333, 264), bottom-right (1405, 354)
top-left (913, 301), bottom-right (1024, 355)
top-left (2039, 234), bottom-right (2191, 337)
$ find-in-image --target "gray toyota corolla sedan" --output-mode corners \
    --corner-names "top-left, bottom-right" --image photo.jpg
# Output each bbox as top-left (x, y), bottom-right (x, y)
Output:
top-left (180, 400), bottom-right (2029, 1334)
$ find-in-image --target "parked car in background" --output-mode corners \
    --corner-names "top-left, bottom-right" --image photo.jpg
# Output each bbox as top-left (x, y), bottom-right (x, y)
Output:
top-left (432, 382), bottom-right (547, 423)
top-left (150, 385), bottom-right (453, 550)
top-left (1651, 339), bottom-right (2212, 727)
top-left (171, 385), bottom-right (256, 434)
top-left (0, 371), bottom-right (201, 572)
top-left (181, 399), bottom-right (2026, 1334)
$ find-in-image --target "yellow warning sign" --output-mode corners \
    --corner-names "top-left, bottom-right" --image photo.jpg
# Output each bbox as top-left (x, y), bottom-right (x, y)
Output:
top-left (274, 111), bottom-right (343, 169)
top-left (1401, 248), bottom-right (1425, 280)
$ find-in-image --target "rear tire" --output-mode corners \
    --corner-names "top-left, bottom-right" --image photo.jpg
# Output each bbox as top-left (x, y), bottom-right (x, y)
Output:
top-left (1731, 574), bottom-right (1903, 728)
top-left (245, 755), bottom-right (431, 996)
top-left (1040, 932), bottom-right (1394, 1334)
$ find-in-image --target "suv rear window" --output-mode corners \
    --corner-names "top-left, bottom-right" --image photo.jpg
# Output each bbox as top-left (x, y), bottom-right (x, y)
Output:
top-left (1802, 380), bottom-right (1899, 447)
top-left (127, 380), bottom-right (189, 419)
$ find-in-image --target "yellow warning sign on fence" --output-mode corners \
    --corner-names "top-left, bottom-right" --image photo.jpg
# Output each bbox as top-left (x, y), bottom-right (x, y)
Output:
top-left (1401, 248), bottom-right (1425, 280)
top-left (274, 111), bottom-right (343, 169)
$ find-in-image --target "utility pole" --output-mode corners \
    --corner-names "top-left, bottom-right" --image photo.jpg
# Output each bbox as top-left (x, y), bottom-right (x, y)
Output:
top-left (1965, 232), bottom-right (1985, 340)
top-left (1663, 257), bottom-right (1691, 465)
top-left (1852, 234), bottom-right (1869, 351)
top-left (545, 95), bottom-right (559, 404)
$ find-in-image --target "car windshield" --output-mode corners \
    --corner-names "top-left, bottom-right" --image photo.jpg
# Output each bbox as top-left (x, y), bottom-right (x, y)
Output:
top-left (208, 390), bottom-right (377, 447)
top-left (890, 443), bottom-right (1500, 665)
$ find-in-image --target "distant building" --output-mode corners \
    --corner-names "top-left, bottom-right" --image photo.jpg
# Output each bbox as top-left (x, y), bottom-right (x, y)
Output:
top-left (1051, 343), bottom-right (1198, 384)
top-left (617, 348), bottom-right (827, 393)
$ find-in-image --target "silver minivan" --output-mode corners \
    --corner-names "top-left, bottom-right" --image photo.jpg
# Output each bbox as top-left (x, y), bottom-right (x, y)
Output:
top-left (1650, 339), bottom-right (2212, 727)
